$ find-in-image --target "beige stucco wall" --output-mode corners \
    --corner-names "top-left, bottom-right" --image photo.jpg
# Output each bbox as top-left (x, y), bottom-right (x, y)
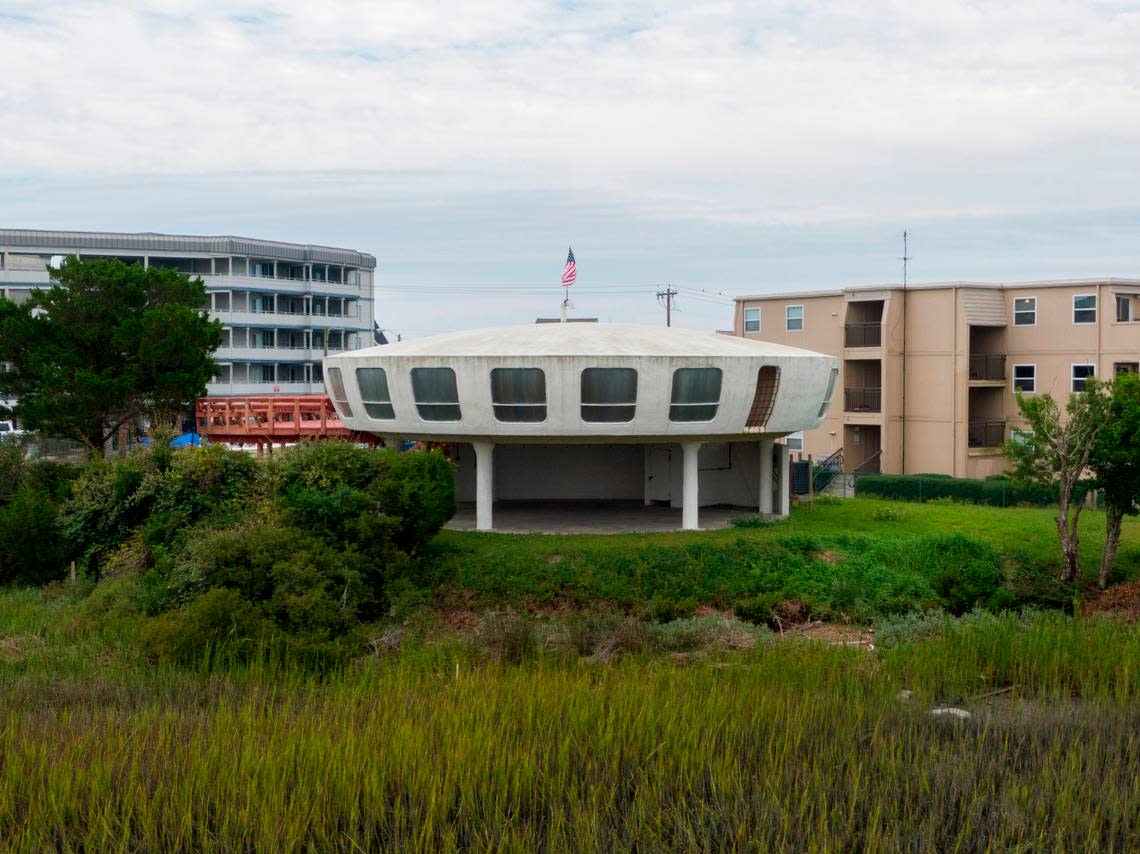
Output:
top-left (735, 280), bottom-right (1140, 479)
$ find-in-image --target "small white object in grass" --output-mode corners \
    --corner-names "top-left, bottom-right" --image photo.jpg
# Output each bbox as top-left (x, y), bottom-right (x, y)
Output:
top-left (897, 689), bottom-right (913, 701)
top-left (929, 707), bottom-right (971, 719)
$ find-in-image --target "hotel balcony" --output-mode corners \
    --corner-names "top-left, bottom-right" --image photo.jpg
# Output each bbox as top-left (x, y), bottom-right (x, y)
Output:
top-left (969, 353), bottom-right (1006, 382)
top-left (968, 420), bottom-right (1006, 448)
top-left (844, 386), bottom-right (882, 413)
top-left (844, 322), bottom-right (882, 348)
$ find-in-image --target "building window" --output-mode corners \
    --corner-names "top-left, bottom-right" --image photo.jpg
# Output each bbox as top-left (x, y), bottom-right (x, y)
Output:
top-left (1073, 294), bottom-right (1097, 324)
top-left (817, 367), bottom-right (839, 418)
top-left (581, 368), bottom-right (637, 422)
top-left (1116, 294), bottom-right (1134, 322)
top-left (1012, 364), bottom-right (1036, 394)
top-left (326, 367), bottom-right (353, 419)
top-left (785, 431), bottom-right (804, 451)
top-left (785, 304), bottom-right (804, 332)
top-left (669, 367), bottom-right (722, 422)
top-left (743, 307), bottom-right (760, 333)
top-left (356, 367), bottom-right (394, 420)
top-left (1013, 297), bottom-right (1036, 326)
top-left (1072, 364), bottom-right (1096, 392)
top-left (490, 368), bottom-right (546, 422)
top-left (410, 367), bottom-right (461, 421)
top-left (1114, 362), bottom-right (1138, 376)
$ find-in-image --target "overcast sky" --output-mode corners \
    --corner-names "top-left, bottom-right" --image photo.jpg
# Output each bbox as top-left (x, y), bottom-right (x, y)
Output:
top-left (3, 0), bottom-right (1140, 336)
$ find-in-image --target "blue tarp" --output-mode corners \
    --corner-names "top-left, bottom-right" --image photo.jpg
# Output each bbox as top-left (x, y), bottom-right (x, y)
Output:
top-left (169, 432), bottom-right (202, 447)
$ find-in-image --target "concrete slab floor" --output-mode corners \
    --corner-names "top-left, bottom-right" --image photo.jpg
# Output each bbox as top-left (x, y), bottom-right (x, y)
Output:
top-left (444, 500), bottom-right (752, 534)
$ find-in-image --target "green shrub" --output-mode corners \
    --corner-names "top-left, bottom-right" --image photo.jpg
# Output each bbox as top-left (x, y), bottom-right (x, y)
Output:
top-left (856, 474), bottom-right (1056, 507)
top-left (730, 515), bottom-right (770, 529)
top-left (0, 484), bottom-right (69, 586)
top-left (923, 535), bottom-right (1005, 614)
top-left (162, 522), bottom-right (372, 630)
top-left (140, 587), bottom-right (271, 665)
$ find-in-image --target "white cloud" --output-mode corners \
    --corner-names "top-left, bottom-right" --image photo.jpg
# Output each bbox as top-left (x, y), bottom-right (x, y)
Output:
top-left (3, 0), bottom-right (1140, 224)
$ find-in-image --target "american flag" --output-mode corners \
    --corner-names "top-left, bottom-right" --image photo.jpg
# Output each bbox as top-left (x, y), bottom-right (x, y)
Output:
top-left (561, 246), bottom-right (576, 287)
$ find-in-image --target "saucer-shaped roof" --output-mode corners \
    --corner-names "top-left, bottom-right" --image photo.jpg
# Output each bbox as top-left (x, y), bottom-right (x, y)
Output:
top-left (352, 323), bottom-right (822, 359)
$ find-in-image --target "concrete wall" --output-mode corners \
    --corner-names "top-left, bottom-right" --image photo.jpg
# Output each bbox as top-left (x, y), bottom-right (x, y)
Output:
top-left (330, 332), bottom-right (839, 445)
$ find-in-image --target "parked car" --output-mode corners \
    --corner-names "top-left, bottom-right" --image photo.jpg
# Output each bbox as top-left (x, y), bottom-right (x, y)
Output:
top-left (0, 420), bottom-right (26, 439)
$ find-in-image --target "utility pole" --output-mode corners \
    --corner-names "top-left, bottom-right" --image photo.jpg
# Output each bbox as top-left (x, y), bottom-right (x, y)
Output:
top-left (656, 286), bottom-right (678, 327)
top-left (898, 230), bottom-right (911, 475)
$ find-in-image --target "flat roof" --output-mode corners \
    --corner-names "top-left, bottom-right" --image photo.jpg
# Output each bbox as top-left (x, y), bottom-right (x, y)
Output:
top-left (735, 277), bottom-right (1140, 302)
top-left (0, 228), bottom-right (376, 269)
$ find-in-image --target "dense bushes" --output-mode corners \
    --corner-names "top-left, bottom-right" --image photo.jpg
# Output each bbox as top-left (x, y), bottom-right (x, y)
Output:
top-left (1, 440), bottom-right (456, 666)
top-left (856, 473), bottom-right (1058, 506)
top-left (0, 442), bottom-right (79, 586)
top-left (133, 444), bottom-right (454, 664)
top-left (428, 530), bottom-right (1015, 625)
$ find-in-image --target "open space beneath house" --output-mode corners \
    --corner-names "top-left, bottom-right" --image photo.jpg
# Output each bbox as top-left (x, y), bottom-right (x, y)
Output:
top-left (445, 500), bottom-right (744, 533)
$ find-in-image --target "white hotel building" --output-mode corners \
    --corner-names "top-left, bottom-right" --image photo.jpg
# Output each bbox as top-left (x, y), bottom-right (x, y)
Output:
top-left (0, 229), bottom-right (377, 396)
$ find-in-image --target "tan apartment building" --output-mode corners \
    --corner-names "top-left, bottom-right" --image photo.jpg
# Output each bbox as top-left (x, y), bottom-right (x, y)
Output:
top-left (733, 280), bottom-right (1140, 478)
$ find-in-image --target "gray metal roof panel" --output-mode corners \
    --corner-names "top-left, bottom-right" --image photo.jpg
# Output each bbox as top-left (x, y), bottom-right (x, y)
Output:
top-left (0, 229), bottom-right (377, 269)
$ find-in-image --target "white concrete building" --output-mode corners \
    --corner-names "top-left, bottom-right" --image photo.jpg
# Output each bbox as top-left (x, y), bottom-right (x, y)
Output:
top-left (324, 323), bottom-right (840, 530)
top-left (0, 229), bottom-right (377, 396)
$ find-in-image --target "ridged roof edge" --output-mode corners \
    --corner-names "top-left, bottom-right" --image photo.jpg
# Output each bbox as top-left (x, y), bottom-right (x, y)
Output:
top-left (0, 228), bottom-right (376, 269)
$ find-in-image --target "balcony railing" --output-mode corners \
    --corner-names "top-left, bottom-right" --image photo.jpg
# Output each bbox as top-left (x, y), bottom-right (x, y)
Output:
top-left (844, 322), bottom-right (882, 347)
top-left (844, 387), bottom-right (882, 412)
top-left (969, 353), bottom-right (1006, 381)
top-left (968, 420), bottom-right (1006, 448)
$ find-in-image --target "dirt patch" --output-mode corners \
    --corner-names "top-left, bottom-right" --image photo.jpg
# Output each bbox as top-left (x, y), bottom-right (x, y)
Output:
top-left (0, 634), bottom-right (45, 662)
top-left (1085, 580), bottom-right (1140, 622)
top-left (779, 621), bottom-right (875, 651)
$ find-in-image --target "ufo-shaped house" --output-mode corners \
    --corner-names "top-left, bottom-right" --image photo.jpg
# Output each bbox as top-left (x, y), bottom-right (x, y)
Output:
top-left (324, 323), bottom-right (839, 530)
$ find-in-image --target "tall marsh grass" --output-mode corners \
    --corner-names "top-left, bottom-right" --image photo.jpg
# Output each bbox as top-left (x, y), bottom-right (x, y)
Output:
top-left (2, 609), bottom-right (1139, 850)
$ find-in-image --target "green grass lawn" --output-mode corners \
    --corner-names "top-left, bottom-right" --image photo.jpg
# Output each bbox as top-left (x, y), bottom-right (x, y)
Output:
top-left (438, 498), bottom-right (1140, 567)
top-left (423, 499), bottom-right (1140, 618)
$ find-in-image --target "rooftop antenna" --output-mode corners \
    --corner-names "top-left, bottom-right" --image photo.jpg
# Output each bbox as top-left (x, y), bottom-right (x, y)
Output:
top-left (898, 230), bottom-right (911, 474)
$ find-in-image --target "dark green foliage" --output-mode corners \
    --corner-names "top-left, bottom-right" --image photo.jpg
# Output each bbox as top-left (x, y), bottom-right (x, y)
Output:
top-left (856, 474), bottom-right (1057, 506)
top-left (428, 531), bottom-right (1025, 624)
top-left (0, 483), bottom-right (69, 586)
top-left (139, 588), bottom-right (271, 665)
top-left (0, 257), bottom-right (223, 449)
top-left (923, 534), bottom-right (1005, 614)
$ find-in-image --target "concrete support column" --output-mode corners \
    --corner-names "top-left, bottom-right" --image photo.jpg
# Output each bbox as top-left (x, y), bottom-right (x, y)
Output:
top-left (682, 441), bottom-right (702, 530)
top-left (759, 439), bottom-right (774, 516)
top-left (473, 441), bottom-right (494, 531)
top-left (778, 443), bottom-right (791, 519)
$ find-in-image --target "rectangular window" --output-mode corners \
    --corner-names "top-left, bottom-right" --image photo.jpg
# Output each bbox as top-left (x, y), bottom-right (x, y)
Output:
top-left (1073, 294), bottom-right (1097, 324)
top-left (356, 367), bottom-right (394, 420)
top-left (1012, 364), bottom-right (1036, 394)
top-left (785, 431), bottom-right (804, 451)
top-left (326, 367), bottom-right (353, 418)
top-left (411, 367), bottom-right (461, 421)
top-left (490, 368), bottom-right (546, 422)
top-left (669, 367), bottom-right (722, 422)
top-left (1072, 364), bottom-right (1095, 392)
top-left (743, 307), bottom-right (760, 333)
top-left (581, 368), bottom-right (637, 422)
top-left (1115, 362), bottom-right (1139, 376)
top-left (785, 304), bottom-right (804, 332)
top-left (817, 367), bottom-right (839, 418)
top-left (1013, 296), bottom-right (1036, 326)
top-left (1116, 294), bottom-right (1134, 322)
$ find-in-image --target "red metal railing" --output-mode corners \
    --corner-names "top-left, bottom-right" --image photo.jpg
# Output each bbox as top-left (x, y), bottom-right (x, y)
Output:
top-left (195, 395), bottom-right (378, 449)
